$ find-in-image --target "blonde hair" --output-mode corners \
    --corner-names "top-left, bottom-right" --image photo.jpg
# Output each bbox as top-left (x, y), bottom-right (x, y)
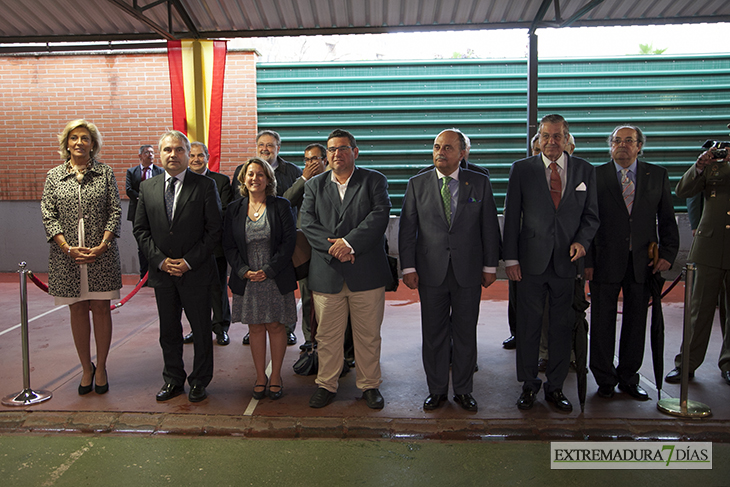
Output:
top-left (58, 119), bottom-right (102, 160)
top-left (237, 157), bottom-right (277, 198)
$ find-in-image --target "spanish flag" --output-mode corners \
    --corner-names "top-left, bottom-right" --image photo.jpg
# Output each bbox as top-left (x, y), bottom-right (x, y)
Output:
top-left (167, 40), bottom-right (227, 172)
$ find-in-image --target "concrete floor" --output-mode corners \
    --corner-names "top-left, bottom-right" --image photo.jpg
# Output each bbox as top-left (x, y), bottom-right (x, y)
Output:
top-left (1, 272), bottom-right (729, 484)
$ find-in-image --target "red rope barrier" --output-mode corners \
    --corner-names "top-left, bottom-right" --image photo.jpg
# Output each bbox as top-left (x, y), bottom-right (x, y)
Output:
top-left (26, 270), bottom-right (149, 310)
top-left (27, 271), bottom-right (49, 293)
top-left (111, 272), bottom-right (148, 310)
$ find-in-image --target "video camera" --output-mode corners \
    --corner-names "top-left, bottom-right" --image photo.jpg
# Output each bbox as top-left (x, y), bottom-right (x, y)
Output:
top-left (702, 140), bottom-right (730, 159)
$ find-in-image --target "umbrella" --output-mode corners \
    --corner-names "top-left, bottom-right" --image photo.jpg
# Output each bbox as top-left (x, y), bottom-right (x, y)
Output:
top-left (572, 261), bottom-right (590, 413)
top-left (648, 242), bottom-right (666, 399)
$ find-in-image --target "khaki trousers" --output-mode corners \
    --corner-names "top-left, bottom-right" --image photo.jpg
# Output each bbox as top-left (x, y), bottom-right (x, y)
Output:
top-left (313, 283), bottom-right (385, 392)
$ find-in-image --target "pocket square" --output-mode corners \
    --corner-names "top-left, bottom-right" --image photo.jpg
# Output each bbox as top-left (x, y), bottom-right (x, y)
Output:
top-left (575, 182), bottom-right (587, 191)
top-left (467, 197), bottom-right (482, 203)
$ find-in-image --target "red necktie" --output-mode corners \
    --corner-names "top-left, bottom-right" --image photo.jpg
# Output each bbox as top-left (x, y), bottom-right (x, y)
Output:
top-left (549, 162), bottom-right (561, 209)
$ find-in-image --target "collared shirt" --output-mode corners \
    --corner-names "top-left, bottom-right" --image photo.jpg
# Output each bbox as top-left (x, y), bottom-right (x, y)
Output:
top-left (330, 169), bottom-right (355, 253)
top-left (140, 164), bottom-right (156, 181)
top-left (542, 152), bottom-right (567, 198)
top-left (270, 158), bottom-right (279, 170)
top-left (330, 169), bottom-right (353, 202)
top-left (613, 159), bottom-right (637, 186)
top-left (165, 169), bottom-right (186, 219)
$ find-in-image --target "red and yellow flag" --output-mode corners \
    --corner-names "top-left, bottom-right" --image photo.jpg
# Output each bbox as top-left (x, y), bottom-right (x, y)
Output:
top-left (167, 40), bottom-right (227, 172)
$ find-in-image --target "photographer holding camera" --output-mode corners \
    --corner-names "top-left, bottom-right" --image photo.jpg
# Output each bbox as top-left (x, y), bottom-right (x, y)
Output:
top-left (667, 135), bottom-right (730, 387)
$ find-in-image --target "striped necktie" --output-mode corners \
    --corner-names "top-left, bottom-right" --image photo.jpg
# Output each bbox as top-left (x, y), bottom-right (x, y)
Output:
top-left (621, 168), bottom-right (635, 214)
top-left (165, 177), bottom-right (177, 223)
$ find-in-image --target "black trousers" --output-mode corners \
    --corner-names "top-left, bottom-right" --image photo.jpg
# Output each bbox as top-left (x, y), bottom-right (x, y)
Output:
top-left (418, 262), bottom-right (481, 395)
top-left (155, 280), bottom-right (214, 388)
top-left (515, 261), bottom-right (573, 394)
top-left (589, 255), bottom-right (649, 388)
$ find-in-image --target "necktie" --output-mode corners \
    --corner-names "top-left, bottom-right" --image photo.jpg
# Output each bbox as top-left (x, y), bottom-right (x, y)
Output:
top-left (549, 162), bottom-right (561, 209)
top-left (441, 176), bottom-right (452, 225)
top-left (141, 167), bottom-right (148, 181)
top-left (165, 177), bottom-right (177, 223)
top-left (621, 168), bottom-right (635, 214)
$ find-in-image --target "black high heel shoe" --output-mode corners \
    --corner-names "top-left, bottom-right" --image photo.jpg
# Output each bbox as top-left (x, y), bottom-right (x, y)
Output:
top-left (252, 378), bottom-right (268, 400)
top-left (78, 363), bottom-right (95, 395)
top-left (95, 367), bottom-right (109, 395)
top-left (268, 378), bottom-right (283, 400)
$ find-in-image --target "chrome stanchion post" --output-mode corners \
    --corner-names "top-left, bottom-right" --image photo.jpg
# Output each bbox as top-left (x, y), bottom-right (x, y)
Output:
top-left (657, 263), bottom-right (711, 418)
top-left (2, 262), bottom-right (52, 406)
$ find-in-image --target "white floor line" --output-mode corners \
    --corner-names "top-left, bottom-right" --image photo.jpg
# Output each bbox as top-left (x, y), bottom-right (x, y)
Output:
top-left (0, 306), bottom-right (66, 337)
top-left (242, 298), bottom-right (302, 416)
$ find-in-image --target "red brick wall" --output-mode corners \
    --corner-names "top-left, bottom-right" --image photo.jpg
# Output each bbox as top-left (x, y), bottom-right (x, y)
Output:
top-left (0, 49), bottom-right (258, 201)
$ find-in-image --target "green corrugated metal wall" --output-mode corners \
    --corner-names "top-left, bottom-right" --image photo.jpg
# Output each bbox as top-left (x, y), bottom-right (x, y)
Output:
top-left (257, 54), bottom-right (730, 214)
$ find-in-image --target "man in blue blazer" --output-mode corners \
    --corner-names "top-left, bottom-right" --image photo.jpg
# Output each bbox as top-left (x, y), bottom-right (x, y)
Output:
top-left (133, 131), bottom-right (222, 404)
top-left (125, 145), bottom-right (163, 280)
top-left (399, 129), bottom-right (501, 412)
top-left (301, 129), bottom-right (392, 410)
top-left (585, 125), bottom-right (678, 400)
top-left (503, 114), bottom-right (599, 412)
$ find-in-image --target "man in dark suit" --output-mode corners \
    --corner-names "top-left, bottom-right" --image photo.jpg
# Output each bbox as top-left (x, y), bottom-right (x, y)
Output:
top-left (585, 125), bottom-right (679, 400)
top-left (125, 145), bottom-right (163, 280)
top-left (668, 139), bottom-right (730, 385)
top-left (503, 114), bottom-right (599, 412)
top-left (232, 130), bottom-right (303, 346)
top-left (301, 129), bottom-right (392, 410)
top-left (399, 129), bottom-right (501, 412)
top-left (182, 141), bottom-right (234, 346)
top-left (133, 131), bottom-right (222, 403)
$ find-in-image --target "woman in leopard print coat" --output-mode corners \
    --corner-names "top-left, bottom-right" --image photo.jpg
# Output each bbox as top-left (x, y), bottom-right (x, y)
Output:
top-left (40, 119), bottom-right (122, 396)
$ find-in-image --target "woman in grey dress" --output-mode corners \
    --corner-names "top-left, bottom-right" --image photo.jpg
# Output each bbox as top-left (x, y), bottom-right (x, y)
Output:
top-left (40, 119), bottom-right (122, 395)
top-left (224, 158), bottom-right (297, 400)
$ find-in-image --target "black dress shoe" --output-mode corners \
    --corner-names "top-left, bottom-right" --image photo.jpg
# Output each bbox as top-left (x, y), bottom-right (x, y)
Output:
top-left (362, 389), bottom-right (384, 409)
top-left (618, 383), bottom-right (650, 401)
top-left (94, 368), bottom-right (109, 395)
top-left (183, 332), bottom-right (194, 344)
top-left (242, 332), bottom-right (250, 345)
top-left (597, 385), bottom-right (615, 398)
top-left (517, 389), bottom-right (536, 410)
top-left (502, 335), bottom-right (516, 349)
top-left (423, 394), bottom-right (447, 410)
top-left (156, 383), bottom-right (185, 402)
top-left (287, 332), bottom-right (297, 346)
top-left (78, 363), bottom-right (96, 396)
top-left (252, 378), bottom-right (268, 400)
top-left (309, 387), bottom-right (336, 408)
top-left (216, 331), bottom-right (230, 346)
top-left (545, 389), bottom-right (573, 412)
top-left (268, 378), bottom-right (283, 400)
top-left (723, 370), bottom-right (730, 386)
top-left (453, 393), bottom-right (478, 412)
top-left (537, 358), bottom-right (548, 372)
top-left (188, 385), bottom-right (207, 403)
top-left (665, 367), bottom-right (693, 384)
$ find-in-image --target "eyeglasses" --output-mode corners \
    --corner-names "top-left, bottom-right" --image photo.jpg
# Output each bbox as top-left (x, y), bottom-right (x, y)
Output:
top-left (304, 156), bottom-right (324, 163)
top-left (326, 146), bottom-right (353, 154)
top-left (540, 133), bottom-right (565, 142)
top-left (611, 138), bottom-right (637, 146)
top-left (257, 143), bottom-right (277, 150)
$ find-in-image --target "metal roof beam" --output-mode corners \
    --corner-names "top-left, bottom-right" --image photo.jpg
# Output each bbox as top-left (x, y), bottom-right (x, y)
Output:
top-left (106, 0), bottom-right (176, 40)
